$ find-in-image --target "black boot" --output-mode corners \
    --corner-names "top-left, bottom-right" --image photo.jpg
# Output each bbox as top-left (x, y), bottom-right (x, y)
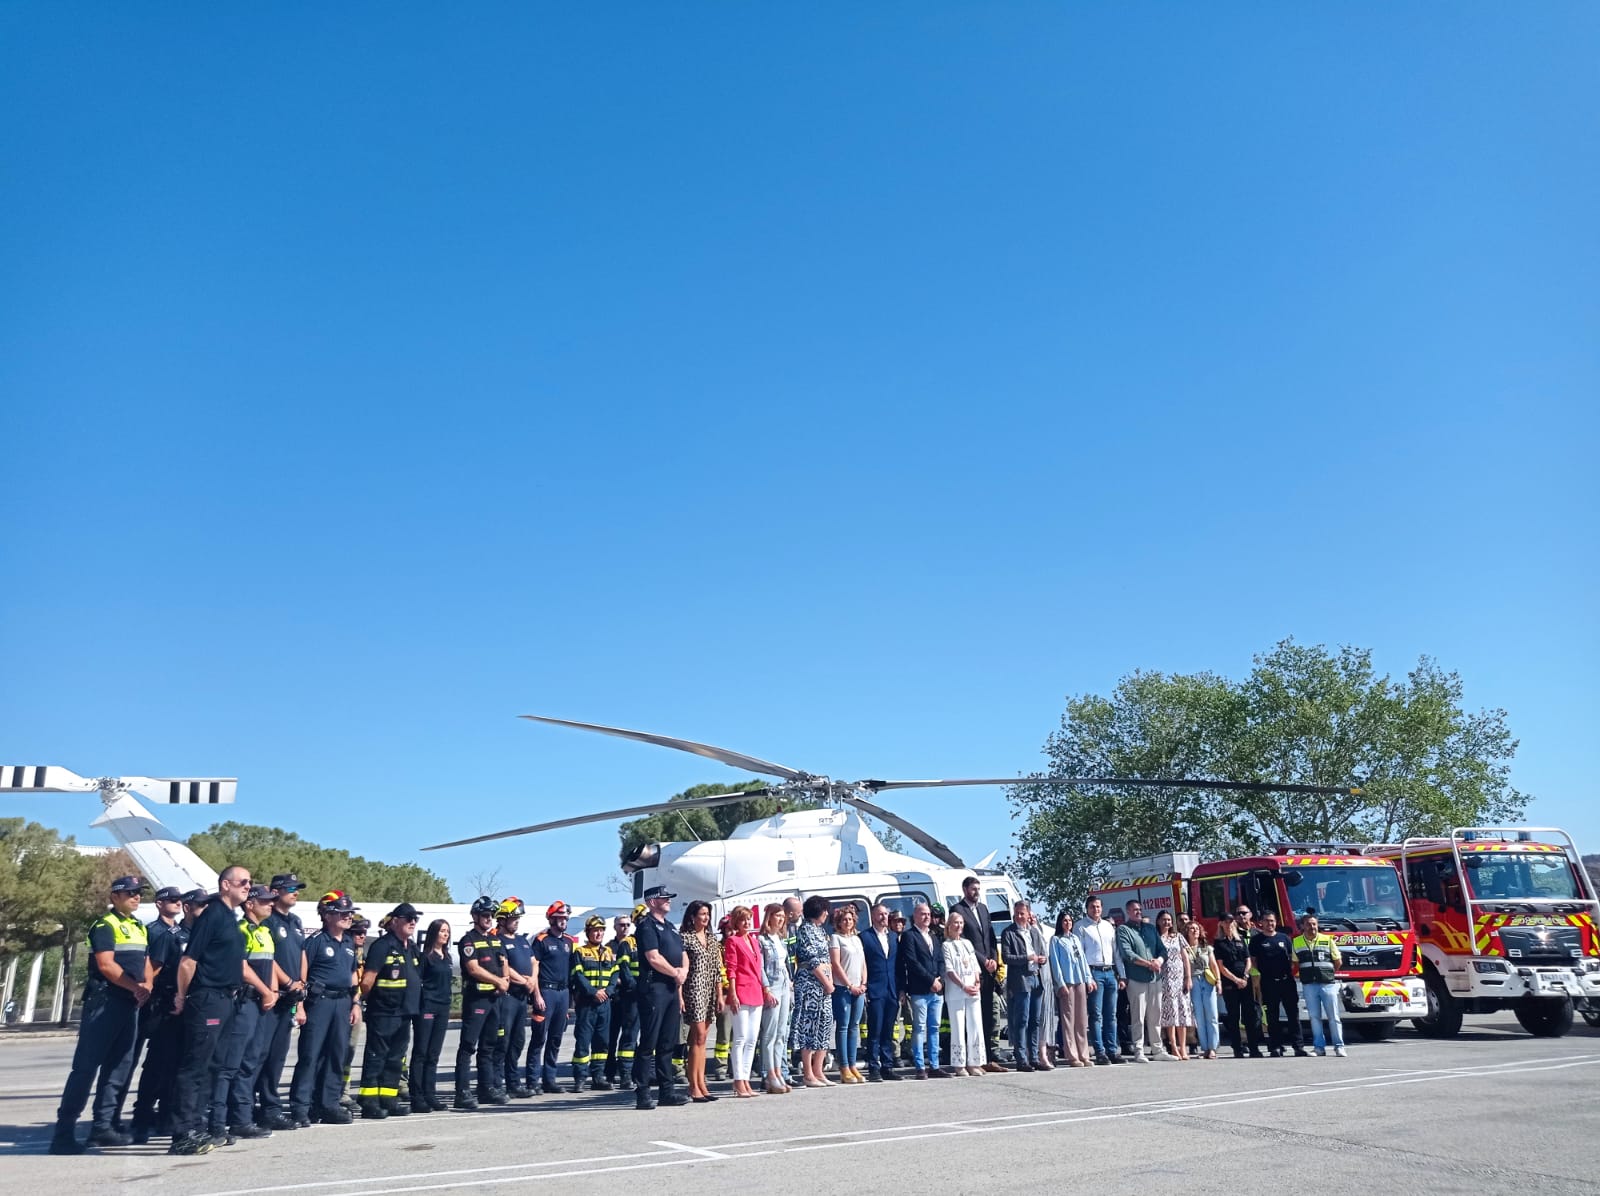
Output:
top-left (635, 1087), bottom-right (657, 1110)
top-left (384, 1097), bottom-right (411, 1117)
top-left (454, 1090), bottom-right (478, 1111)
top-left (360, 1098), bottom-right (388, 1120)
top-left (658, 1083), bottom-right (689, 1107)
top-left (88, 1125), bottom-right (133, 1147)
top-left (49, 1124), bottom-right (87, 1155)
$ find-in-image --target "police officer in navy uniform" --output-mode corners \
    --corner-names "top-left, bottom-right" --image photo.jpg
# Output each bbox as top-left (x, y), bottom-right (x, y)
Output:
top-left (288, 891), bottom-right (360, 1127)
top-left (256, 872), bottom-right (307, 1130)
top-left (210, 884), bottom-right (287, 1144)
top-left (455, 895), bottom-right (509, 1109)
top-left (493, 898), bottom-right (536, 1098)
top-left (527, 901), bottom-right (576, 1094)
top-left (356, 903), bottom-right (422, 1119)
top-left (633, 885), bottom-right (690, 1110)
top-left (170, 865), bottom-right (251, 1156)
top-left (127, 886), bottom-right (192, 1143)
top-left (49, 875), bottom-right (151, 1154)
top-left (604, 909), bottom-right (641, 1088)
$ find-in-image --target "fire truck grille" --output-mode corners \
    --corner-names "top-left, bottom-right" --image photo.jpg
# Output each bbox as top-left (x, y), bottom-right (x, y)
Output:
top-left (1339, 947), bottom-right (1404, 972)
top-left (1496, 925), bottom-right (1582, 966)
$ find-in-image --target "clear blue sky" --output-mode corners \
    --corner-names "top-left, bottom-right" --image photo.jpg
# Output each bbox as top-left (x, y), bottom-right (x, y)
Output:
top-left (3, 4), bottom-right (1596, 907)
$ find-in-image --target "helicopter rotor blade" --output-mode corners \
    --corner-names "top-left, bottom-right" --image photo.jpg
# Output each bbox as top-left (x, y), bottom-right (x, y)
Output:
top-left (842, 795), bottom-right (966, 870)
top-left (860, 776), bottom-right (1362, 796)
top-left (520, 715), bottom-right (808, 783)
top-left (421, 789), bottom-right (773, 852)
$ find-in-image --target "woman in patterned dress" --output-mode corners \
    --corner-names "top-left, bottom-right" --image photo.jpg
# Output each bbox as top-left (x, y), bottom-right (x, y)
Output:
top-left (680, 901), bottom-right (718, 1101)
top-left (1156, 909), bottom-right (1194, 1061)
top-left (789, 895), bottom-right (837, 1088)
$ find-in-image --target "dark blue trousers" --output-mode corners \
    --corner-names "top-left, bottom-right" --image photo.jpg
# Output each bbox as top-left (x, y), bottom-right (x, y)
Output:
top-left (55, 991), bottom-right (137, 1131)
top-left (526, 986), bottom-right (569, 1090)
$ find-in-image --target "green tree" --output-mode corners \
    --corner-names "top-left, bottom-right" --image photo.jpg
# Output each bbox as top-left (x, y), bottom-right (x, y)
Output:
top-left (0, 819), bottom-right (90, 958)
top-left (618, 782), bottom-right (825, 865)
top-left (1010, 640), bottom-right (1527, 912)
top-left (188, 823), bottom-right (452, 904)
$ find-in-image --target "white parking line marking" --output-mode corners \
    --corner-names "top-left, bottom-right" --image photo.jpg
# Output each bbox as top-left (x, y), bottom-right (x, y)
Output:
top-left (651, 1139), bottom-right (732, 1161)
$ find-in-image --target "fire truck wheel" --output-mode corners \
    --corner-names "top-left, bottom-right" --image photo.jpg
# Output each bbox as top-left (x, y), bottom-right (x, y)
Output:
top-left (1350, 1020), bottom-right (1395, 1043)
top-left (1582, 1008), bottom-right (1600, 1029)
top-left (1512, 996), bottom-right (1574, 1038)
top-left (1412, 972), bottom-right (1463, 1039)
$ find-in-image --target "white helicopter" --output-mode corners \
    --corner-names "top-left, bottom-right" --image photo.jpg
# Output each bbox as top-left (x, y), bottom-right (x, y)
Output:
top-left (423, 715), bottom-right (1354, 932)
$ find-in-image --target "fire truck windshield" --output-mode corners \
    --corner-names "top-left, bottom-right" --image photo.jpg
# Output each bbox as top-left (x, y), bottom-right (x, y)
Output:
top-left (1283, 866), bottom-right (1409, 929)
top-left (1463, 853), bottom-right (1583, 902)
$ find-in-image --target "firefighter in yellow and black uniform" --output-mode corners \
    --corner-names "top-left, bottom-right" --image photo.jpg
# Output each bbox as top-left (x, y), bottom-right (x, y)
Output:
top-left (604, 908), bottom-right (641, 1088)
top-left (356, 904), bottom-right (422, 1119)
top-left (569, 916), bottom-right (619, 1092)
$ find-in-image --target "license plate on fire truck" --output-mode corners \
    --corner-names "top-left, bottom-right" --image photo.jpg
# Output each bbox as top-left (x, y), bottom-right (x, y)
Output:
top-left (1367, 994), bottom-right (1402, 1005)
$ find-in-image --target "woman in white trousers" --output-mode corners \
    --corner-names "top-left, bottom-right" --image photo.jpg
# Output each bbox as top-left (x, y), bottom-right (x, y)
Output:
top-left (942, 913), bottom-right (985, 1076)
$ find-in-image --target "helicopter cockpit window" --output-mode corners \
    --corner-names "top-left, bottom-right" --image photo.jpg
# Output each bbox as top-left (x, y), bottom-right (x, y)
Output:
top-left (986, 889), bottom-right (1013, 926)
top-left (877, 892), bottom-right (932, 922)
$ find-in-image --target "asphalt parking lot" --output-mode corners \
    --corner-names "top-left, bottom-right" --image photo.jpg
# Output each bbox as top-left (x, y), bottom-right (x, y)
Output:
top-left (4, 1014), bottom-right (1597, 1195)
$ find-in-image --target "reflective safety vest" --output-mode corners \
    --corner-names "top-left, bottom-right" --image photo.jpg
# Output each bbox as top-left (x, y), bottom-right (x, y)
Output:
top-left (86, 910), bottom-right (149, 998)
top-left (571, 943), bottom-right (618, 1002)
top-left (1292, 933), bottom-right (1341, 985)
top-left (242, 919), bottom-right (276, 987)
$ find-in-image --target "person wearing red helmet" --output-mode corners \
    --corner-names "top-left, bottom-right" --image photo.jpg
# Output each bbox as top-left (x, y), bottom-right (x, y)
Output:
top-left (525, 901), bottom-right (576, 1094)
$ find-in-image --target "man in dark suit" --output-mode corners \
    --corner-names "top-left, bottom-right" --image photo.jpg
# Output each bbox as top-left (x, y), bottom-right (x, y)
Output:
top-left (860, 903), bottom-right (901, 1081)
top-left (954, 876), bottom-right (1006, 1072)
top-left (896, 901), bottom-right (950, 1078)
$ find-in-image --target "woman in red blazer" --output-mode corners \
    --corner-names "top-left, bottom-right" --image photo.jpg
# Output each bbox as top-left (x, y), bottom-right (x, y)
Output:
top-left (722, 906), bottom-right (766, 1097)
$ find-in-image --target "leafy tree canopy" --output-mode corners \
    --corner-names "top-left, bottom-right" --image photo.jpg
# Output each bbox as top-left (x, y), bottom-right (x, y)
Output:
top-left (0, 819), bottom-right (90, 956)
top-left (188, 822), bottom-right (452, 904)
top-left (1009, 639), bottom-right (1527, 912)
top-left (618, 782), bottom-right (825, 865)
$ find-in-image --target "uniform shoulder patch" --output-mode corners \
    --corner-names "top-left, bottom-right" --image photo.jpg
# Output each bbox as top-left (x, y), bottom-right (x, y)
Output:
top-left (462, 943), bottom-right (475, 957)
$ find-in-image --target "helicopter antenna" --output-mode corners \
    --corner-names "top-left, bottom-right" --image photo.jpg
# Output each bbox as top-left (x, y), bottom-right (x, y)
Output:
top-left (675, 809), bottom-right (703, 842)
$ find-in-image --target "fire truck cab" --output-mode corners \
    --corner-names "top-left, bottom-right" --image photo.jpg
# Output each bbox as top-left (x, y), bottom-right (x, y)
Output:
top-left (1362, 827), bottom-right (1600, 1038)
top-left (1093, 847), bottom-right (1428, 1040)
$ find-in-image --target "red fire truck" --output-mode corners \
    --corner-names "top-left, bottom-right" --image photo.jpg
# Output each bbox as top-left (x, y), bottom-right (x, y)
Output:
top-left (1362, 827), bottom-right (1600, 1037)
top-left (1093, 846), bottom-right (1428, 1039)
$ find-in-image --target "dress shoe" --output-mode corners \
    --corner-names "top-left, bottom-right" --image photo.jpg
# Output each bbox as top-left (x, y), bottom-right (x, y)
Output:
top-left (928, 1067), bottom-right (953, 1078)
top-left (1014, 1062), bottom-right (1034, 1072)
top-left (882, 1068), bottom-right (903, 1081)
top-left (982, 1062), bottom-right (1006, 1073)
top-left (89, 1126), bottom-right (133, 1147)
top-left (659, 1092), bottom-right (690, 1106)
top-left (914, 1068), bottom-right (929, 1079)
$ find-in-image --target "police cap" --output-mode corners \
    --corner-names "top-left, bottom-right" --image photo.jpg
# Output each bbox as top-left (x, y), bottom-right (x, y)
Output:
top-left (246, 884), bottom-right (275, 903)
top-left (153, 886), bottom-right (184, 902)
top-left (110, 875), bottom-right (144, 894)
top-left (181, 888), bottom-right (208, 906)
top-left (641, 885), bottom-right (677, 901)
top-left (389, 902), bottom-right (421, 921)
top-left (270, 873), bottom-right (304, 893)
